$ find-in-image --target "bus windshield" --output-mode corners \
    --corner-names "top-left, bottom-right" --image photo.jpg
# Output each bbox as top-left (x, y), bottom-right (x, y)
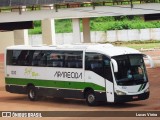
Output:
top-left (112, 54), bottom-right (148, 86)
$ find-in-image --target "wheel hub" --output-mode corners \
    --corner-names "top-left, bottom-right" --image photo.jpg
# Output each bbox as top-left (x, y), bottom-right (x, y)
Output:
top-left (88, 94), bottom-right (95, 103)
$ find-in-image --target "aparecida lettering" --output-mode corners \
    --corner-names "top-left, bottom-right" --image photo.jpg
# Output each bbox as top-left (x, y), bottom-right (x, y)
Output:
top-left (54, 71), bottom-right (82, 79)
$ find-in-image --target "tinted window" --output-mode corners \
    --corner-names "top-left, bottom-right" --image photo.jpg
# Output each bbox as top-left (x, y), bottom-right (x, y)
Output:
top-left (32, 50), bottom-right (47, 66)
top-left (85, 53), bottom-right (103, 71)
top-left (6, 50), bottom-right (13, 65)
top-left (47, 51), bottom-right (64, 67)
top-left (12, 50), bottom-right (21, 65)
top-left (65, 51), bottom-right (83, 68)
top-left (85, 53), bottom-right (113, 81)
top-left (7, 50), bottom-right (83, 69)
top-left (7, 50), bottom-right (34, 66)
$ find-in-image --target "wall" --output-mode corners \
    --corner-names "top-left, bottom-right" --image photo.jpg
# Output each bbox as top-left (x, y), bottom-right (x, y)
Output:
top-left (29, 28), bottom-right (160, 45)
top-left (1, 28), bottom-right (160, 53)
top-left (0, 31), bottom-right (14, 53)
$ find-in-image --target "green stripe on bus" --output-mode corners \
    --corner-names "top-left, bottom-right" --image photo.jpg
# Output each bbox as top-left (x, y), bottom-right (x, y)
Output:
top-left (5, 77), bottom-right (106, 91)
top-left (138, 84), bottom-right (146, 92)
top-left (138, 84), bottom-right (143, 92)
top-left (141, 83), bottom-right (146, 91)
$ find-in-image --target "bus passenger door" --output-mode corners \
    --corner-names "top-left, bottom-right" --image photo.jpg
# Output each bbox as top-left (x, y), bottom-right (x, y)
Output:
top-left (105, 79), bottom-right (114, 102)
top-left (103, 57), bottom-right (114, 102)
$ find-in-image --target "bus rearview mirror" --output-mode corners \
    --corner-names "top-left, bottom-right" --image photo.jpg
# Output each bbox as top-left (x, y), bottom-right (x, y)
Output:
top-left (146, 55), bottom-right (154, 68)
top-left (111, 59), bottom-right (118, 73)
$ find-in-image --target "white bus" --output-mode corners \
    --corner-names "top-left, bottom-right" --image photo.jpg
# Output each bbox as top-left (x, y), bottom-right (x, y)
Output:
top-left (5, 44), bottom-right (152, 106)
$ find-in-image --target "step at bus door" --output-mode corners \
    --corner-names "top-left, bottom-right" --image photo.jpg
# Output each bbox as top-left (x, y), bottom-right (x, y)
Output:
top-left (105, 79), bottom-right (114, 102)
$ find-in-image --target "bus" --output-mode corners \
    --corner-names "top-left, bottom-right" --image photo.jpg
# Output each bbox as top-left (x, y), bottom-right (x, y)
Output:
top-left (5, 44), bottom-right (153, 106)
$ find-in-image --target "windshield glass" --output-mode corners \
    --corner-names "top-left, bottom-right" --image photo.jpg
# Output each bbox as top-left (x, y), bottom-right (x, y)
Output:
top-left (112, 54), bottom-right (148, 86)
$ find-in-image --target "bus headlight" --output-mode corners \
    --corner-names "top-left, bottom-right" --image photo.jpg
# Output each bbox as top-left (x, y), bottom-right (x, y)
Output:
top-left (115, 90), bottom-right (126, 95)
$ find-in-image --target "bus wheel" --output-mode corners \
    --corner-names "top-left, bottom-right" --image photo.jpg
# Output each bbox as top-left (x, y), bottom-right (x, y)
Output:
top-left (85, 91), bottom-right (97, 106)
top-left (27, 86), bottom-right (38, 101)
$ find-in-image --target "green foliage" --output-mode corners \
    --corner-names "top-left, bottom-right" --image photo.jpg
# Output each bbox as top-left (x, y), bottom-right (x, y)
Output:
top-left (55, 19), bottom-right (72, 33)
top-left (33, 21), bottom-right (41, 27)
top-left (28, 27), bottom-right (42, 34)
top-left (28, 21), bottom-right (41, 34)
top-left (29, 16), bottom-right (160, 34)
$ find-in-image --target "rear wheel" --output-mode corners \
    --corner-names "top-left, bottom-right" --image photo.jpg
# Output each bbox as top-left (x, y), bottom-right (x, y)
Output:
top-left (27, 86), bottom-right (38, 101)
top-left (85, 90), bottom-right (97, 106)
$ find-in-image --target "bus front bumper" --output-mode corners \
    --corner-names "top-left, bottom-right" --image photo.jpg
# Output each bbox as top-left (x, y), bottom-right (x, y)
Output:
top-left (114, 92), bottom-right (150, 103)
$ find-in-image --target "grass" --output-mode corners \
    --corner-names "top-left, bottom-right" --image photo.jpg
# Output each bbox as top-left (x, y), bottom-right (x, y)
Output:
top-left (29, 27), bottom-right (41, 34)
top-left (29, 21), bottom-right (41, 34)
top-left (111, 40), bottom-right (160, 50)
top-left (119, 43), bottom-right (160, 50)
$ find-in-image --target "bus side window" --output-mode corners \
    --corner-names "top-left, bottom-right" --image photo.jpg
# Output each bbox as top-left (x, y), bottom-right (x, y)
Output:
top-left (6, 50), bottom-right (13, 65)
top-left (85, 53), bottom-right (113, 81)
top-left (25, 50), bottom-right (35, 66)
top-left (11, 50), bottom-right (22, 65)
top-left (66, 56), bottom-right (77, 68)
top-left (103, 56), bottom-right (113, 81)
top-left (65, 51), bottom-right (83, 68)
top-left (47, 51), bottom-right (64, 67)
top-left (17, 50), bottom-right (29, 66)
top-left (32, 50), bottom-right (47, 67)
top-left (85, 53), bottom-right (103, 76)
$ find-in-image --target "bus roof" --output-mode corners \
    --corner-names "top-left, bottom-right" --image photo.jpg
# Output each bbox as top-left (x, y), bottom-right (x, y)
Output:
top-left (6, 44), bottom-right (141, 57)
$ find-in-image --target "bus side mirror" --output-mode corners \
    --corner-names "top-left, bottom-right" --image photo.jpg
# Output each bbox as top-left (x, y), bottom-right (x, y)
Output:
top-left (146, 55), bottom-right (154, 68)
top-left (111, 59), bottom-right (118, 72)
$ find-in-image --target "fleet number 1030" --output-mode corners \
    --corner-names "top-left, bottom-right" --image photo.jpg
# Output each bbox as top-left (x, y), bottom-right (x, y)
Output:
top-left (11, 71), bottom-right (16, 75)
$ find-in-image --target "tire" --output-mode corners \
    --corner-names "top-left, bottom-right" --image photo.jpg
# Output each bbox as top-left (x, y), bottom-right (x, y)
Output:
top-left (85, 90), bottom-right (97, 106)
top-left (27, 86), bottom-right (38, 101)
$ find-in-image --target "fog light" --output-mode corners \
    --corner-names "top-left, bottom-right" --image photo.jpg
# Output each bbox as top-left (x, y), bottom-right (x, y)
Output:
top-left (144, 88), bottom-right (149, 93)
top-left (115, 90), bottom-right (126, 95)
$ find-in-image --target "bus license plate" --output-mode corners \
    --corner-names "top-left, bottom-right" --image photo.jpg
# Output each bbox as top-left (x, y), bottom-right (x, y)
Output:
top-left (133, 96), bottom-right (138, 99)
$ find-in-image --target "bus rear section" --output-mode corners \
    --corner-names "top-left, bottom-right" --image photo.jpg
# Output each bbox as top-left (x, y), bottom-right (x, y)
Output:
top-left (5, 48), bottom-right (86, 101)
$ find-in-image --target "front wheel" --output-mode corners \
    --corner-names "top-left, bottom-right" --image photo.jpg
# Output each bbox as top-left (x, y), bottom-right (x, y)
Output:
top-left (27, 86), bottom-right (38, 101)
top-left (85, 91), bottom-right (97, 106)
